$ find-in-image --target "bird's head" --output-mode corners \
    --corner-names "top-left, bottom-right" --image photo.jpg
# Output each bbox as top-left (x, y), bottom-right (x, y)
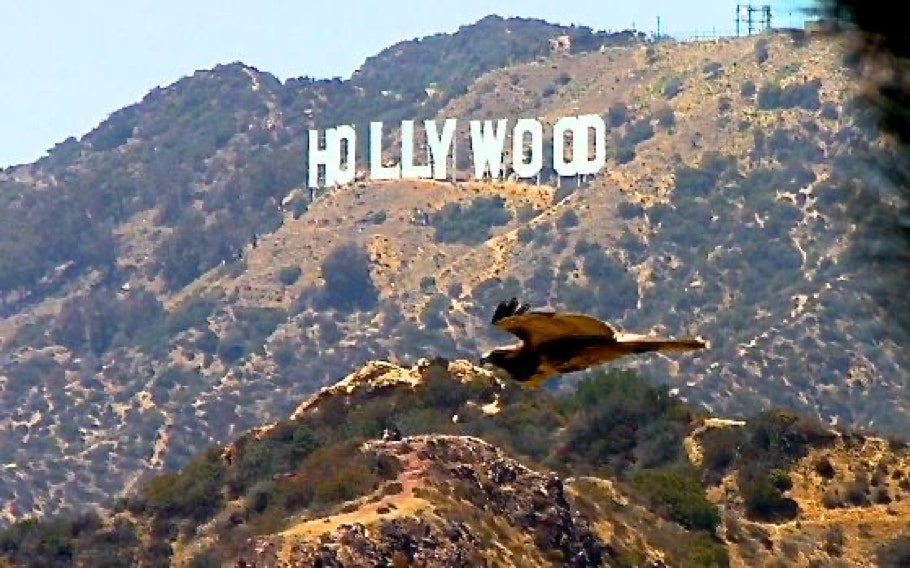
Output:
top-left (479, 347), bottom-right (514, 377)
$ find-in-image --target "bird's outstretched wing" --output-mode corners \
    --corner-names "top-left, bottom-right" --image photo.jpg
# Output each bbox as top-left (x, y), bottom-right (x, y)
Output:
top-left (491, 297), bottom-right (618, 348)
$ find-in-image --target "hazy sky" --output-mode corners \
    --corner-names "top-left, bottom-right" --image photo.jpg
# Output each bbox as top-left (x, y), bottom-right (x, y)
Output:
top-left (1, 1), bottom-right (813, 167)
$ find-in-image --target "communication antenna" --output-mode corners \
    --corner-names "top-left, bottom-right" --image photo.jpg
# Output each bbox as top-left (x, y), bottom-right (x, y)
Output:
top-left (736, 3), bottom-right (772, 35)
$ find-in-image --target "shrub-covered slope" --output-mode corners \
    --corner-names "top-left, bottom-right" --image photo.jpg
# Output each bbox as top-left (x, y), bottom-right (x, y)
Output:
top-left (0, 22), bottom-right (906, 528)
top-left (2, 360), bottom-right (909, 567)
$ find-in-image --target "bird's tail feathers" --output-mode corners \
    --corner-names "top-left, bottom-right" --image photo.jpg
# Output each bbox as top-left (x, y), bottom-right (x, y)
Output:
top-left (623, 337), bottom-right (709, 354)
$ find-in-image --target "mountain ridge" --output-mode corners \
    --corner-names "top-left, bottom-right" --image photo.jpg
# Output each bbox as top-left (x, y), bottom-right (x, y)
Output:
top-left (4, 358), bottom-right (910, 567)
top-left (0, 14), bottom-right (907, 544)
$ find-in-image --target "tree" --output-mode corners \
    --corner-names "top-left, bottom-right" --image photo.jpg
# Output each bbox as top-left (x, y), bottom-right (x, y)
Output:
top-left (607, 102), bottom-right (629, 127)
top-left (318, 243), bottom-right (379, 313)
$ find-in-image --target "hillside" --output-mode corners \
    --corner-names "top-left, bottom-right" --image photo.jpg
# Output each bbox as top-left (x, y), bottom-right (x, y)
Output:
top-left (0, 15), bottom-right (907, 531)
top-left (2, 359), bottom-right (909, 567)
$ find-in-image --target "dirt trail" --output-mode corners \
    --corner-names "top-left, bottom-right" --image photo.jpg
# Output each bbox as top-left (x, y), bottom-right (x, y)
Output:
top-left (278, 439), bottom-right (434, 549)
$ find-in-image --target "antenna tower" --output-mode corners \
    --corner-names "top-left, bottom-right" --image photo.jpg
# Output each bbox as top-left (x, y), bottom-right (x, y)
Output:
top-left (735, 3), bottom-right (772, 35)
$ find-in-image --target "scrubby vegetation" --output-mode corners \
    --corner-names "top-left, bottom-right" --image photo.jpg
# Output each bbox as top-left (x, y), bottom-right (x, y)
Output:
top-left (701, 410), bottom-right (838, 521)
top-left (429, 196), bottom-right (512, 244)
top-left (217, 306), bottom-right (286, 363)
top-left (0, 366), bottom-right (730, 566)
top-left (295, 242), bottom-right (379, 314)
top-left (756, 79), bottom-right (822, 111)
top-left (1, 20), bottom-right (909, 568)
top-left (607, 102), bottom-right (630, 127)
top-left (0, 16), bottom-right (642, 309)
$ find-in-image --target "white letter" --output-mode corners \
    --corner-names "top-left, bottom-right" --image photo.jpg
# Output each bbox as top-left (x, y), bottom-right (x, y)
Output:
top-left (369, 122), bottom-right (400, 180)
top-left (553, 115), bottom-right (607, 177)
top-left (308, 128), bottom-right (336, 188)
top-left (553, 117), bottom-right (578, 177)
top-left (511, 118), bottom-right (543, 179)
top-left (426, 118), bottom-right (456, 180)
top-left (470, 119), bottom-right (508, 180)
top-left (401, 120), bottom-right (432, 179)
top-left (575, 114), bottom-right (607, 176)
top-left (334, 124), bottom-right (357, 185)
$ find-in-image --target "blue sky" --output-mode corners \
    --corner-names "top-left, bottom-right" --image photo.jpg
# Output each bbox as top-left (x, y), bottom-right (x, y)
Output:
top-left (1, 1), bottom-right (813, 168)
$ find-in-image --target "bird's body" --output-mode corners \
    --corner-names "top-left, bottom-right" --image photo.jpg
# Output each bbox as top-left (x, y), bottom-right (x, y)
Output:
top-left (480, 298), bottom-right (708, 387)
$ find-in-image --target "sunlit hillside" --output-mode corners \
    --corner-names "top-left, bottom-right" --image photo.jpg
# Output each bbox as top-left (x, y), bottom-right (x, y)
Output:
top-left (0, 17), bottom-right (906, 542)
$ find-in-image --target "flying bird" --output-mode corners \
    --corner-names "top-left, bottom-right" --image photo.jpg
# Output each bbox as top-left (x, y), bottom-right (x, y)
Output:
top-left (479, 298), bottom-right (708, 388)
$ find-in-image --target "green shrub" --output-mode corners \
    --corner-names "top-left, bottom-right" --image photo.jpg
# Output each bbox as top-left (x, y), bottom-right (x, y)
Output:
top-left (654, 104), bottom-right (676, 128)
top-left (823, 526), bottom-right (845, 556)
top-left (822, 488), bottom-right (843, 509)
top-left (143, 448), bottom-right (226, 523)
top-left (877, 535), bottom-right (910, 566)
top-left (278, 266), bottom-right (302, 286)
top-left (754, 39), bottom-right (769, 64)
top-left (740, 80), bottom-right (756, 98)
top-left (623, 118), bottom-right (654, 146)
top-left (661, 76), bottom-right (683, 99)
top-left (607, 102), bottom-right (630, 127)
top-left (516, 204), bottom-right (540, 222)
top-left (820, 101), bottom-right (839, 120)
top-left (814, 456), bottom-right (836, 478)
top-left (420, 294), bottom-right (450, 330)
top-left (166, 295), bottom-right (217, 335)
top-left (556, 210), bottom-right (579, 229)
top-left (614, 143), bottom-right (636, 164)
top-left (366, 210), bottom-right (387, 224)
top-left (313, 242), bottom-right (379, 313)
top-left (702, 61), bottom-right (723, 80)
top-left (756, 80), bottom-right (821, 111)
top-left (700, 427), bottom-right (745, 476)
top-left (187, 548), bottom-right (225, 568)
top-left (739, 468), bottom-right (799, 521)
top-left (430, 196), bottom-right (512, 245)
top-left (632, 465), bottom-right (721, 532)
top-left (684, 533), bottom-right (730, 568)
top-left (559, 369), bottom-right (691, 476)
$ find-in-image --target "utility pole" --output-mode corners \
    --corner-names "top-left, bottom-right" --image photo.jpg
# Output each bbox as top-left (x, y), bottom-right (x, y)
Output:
top-left (451, 132), bottom-right (457, 184)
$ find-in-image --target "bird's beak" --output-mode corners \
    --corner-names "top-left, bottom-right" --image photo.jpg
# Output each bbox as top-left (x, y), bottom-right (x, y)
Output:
top-left (479, 357), bottom-right (499, 374)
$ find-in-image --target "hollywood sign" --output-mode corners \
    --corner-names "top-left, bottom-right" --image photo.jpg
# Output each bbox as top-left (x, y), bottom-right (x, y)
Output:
top-left (306, 114), bottom-right (608, 188)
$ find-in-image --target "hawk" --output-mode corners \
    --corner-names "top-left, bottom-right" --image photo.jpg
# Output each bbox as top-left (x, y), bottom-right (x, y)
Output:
top-left (479, 298), bottom-right (708, 387)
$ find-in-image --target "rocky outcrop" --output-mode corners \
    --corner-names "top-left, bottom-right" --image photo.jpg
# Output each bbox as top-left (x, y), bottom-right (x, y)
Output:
top-left (413, 435), bottom-right (611, 566)
top-left (221, 358), bottom-right (502, 466)
top-left (235, 435), bottom-right (616, 567)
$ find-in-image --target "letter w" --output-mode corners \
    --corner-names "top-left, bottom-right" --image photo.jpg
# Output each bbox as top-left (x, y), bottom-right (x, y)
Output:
top-left (469, 119), bottom-right (508, 180)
